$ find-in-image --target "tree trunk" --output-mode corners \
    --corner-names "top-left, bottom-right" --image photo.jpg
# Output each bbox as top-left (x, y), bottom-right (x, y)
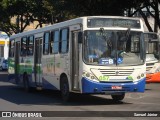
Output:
top-left (154, 0), bottom-right (160, 32)
top-left (139, 9), bottom-right (153, 32)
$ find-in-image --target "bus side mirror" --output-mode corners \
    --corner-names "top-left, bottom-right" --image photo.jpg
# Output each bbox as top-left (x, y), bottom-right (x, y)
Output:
top-left (78, 32), bottom-right (83, 43)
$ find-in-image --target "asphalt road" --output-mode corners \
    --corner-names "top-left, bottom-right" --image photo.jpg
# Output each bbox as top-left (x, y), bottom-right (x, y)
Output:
top-left (0, 71), bottom-right (160, 120)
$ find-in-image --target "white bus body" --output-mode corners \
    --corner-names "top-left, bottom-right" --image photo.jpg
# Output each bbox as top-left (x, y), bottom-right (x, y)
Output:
top-left (144, 32), bottom-right (160, 82)
top-left (8, 16), bottom-right (146, 101)
top-left (144, 32), bottom-right (160, 72)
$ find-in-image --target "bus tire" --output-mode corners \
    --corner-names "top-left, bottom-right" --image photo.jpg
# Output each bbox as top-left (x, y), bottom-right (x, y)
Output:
top-left (60, 76), bottom-right (70, 102)
top-left (111, 93), bottom-right (125, 101)
top-left (23, 73), bottom-right (30, 92)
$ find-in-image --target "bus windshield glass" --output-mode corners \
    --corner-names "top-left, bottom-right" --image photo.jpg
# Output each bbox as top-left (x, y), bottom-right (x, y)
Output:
top-left (144, 33), bottom-right (159, 60)
top-left (83, 30), bottom-right (144, 66)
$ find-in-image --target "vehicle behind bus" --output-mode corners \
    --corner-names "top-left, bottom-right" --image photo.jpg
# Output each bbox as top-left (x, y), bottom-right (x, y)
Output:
top-left (0, 58), bottom-right (8, 71)
top-left (0, 31), bottom-right (9, 70)
top-left (144, 32), bottom-right (160, 83)
top-left (8, 16), bottom-right (146, 102)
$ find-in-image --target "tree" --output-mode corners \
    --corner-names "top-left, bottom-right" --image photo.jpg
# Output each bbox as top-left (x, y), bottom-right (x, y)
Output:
top-left (0, 0), bottom-right (33, 34)
top-left (0, 0), bottom-right (159, 34)
top-left (0, 0), bottom-right (55, 35)
top-left (125, 0), bottom-right (160, 32)
top-left (58, 0), bottom-right (127, 16)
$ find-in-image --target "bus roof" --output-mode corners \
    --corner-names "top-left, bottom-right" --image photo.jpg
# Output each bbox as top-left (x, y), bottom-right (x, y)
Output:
top-left (10, 16), bottom-right (142, 40)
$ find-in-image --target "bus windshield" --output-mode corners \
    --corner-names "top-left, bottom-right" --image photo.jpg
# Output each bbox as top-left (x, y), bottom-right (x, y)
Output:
top-left (83, 30), bottom-right (144, 66)
top-left (144, 33), bottom-right (159, 60)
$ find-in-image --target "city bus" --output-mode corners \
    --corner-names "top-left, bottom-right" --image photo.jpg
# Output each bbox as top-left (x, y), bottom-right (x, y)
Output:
top-left (145, 32), bottom-right (160, 83)
top-left (8, 16), bottom-right (146, 102)
top-left (0, 31), bottom-right (9, 60)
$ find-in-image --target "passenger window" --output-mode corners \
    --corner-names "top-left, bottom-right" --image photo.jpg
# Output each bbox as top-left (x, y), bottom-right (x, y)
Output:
top-left (21, 37), bottom-right (27, 56)
top-left (43, 32), bottom-right (50, 55)
top-left (52, 30), bottom-right (59, 54)
top-left (60, 28), bottom-right (69, 53)
top-left (27, 36), bottom-right (34, 56)
top-left (9, 40), bottom-right (15, 57)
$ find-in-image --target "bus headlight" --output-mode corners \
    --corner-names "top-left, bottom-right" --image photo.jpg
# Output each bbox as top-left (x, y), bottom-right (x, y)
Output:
top-left (135, 73), bottom-right (145, 81)
top-left (91, 76), bottom-right (95, 79)
top-left (86, 73), bottom-right (90, 77)
top-left (83, 71), bottom-right (98, 82)
top-left (141, 73), bottom-right (144, 77)
top-left (137, 76), bottom-right (141, 79)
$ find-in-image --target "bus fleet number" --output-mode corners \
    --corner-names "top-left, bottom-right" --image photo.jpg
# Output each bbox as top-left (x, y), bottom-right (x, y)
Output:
top-left (99, 76), bottom-right (109, 81)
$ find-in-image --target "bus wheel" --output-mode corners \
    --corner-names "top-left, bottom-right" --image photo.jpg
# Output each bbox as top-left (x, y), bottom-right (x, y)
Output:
top-left (111, 93), bottom-right (125, 101)
top-left (60, 76), bottom-right (70, 102)
top-left (23, 74), bottom-right (30, 92)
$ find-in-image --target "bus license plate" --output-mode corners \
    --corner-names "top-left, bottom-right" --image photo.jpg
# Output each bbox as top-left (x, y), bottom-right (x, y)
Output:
top-left (111, 86), bottom-right (122, 90)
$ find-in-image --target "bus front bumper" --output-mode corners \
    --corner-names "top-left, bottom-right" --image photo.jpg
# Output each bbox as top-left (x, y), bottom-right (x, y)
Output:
top-left (81, 77), bottom-right (146, 94)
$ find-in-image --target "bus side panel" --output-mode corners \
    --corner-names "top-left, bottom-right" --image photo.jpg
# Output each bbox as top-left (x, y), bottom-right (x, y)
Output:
top-left (20, 56), bottom-right (35, 87)
top-left (8, 58), bottom-right (16, 83)
top-left (41, 55), bottom-right (59, 90)
top-left (40, 54), bottom-right (70, 90)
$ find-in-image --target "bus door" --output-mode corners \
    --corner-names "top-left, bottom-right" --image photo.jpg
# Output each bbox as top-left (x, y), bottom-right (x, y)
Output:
top-left (34, 38), bottom-right (42, 88)
top-left (71, 30), bottom-right (81, 91)
top-left (15, 41), bottom-right (20, 82)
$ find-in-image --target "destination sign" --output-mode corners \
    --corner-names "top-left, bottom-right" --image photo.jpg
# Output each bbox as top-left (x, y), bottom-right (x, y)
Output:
top-left (87, 18), bottom-right (141, 28)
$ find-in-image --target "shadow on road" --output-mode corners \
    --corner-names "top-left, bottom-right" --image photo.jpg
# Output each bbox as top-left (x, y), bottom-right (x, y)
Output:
top-left (0, 72), bottom-right (132, 106)
top-left (0, 71), bottom-right (8, 82)
top-left (0, 83), bottom-right (132, 106)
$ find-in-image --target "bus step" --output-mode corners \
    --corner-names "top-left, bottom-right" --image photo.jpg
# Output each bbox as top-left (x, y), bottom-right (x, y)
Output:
top-left (36, 87), bottom-right (43, 91)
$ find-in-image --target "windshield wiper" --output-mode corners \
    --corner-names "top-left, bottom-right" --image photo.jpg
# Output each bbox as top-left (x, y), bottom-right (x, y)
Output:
top-left (125, 27), bottom-right (131, 41)
top-left (99, 27), bottom-right (112, 48)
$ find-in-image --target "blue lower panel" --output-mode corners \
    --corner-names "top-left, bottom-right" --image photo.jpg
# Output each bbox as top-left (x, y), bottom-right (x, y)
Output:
top-left (82, 77), bottom-right (146, 94)
top-left (8, 73), bottom-right (30, 86)
top-left (42, 78), bottom-right (58, 90)
top-left (8, 74), bottom-right (58, 90)
top-left (8, 74), bottom-right (20, 84)
top-left (8, 74), bottom-right (15, 82)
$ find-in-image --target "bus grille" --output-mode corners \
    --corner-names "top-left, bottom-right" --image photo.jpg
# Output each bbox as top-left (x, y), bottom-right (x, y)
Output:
top-left (99, 68), bottom-right (134, 76)
top-left (146, 63), bottom-right (154, 71)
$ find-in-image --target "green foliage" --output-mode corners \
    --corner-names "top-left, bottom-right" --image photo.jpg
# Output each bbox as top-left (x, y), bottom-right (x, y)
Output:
top-left (0, 0), bottom-right (159, 35)
top-left (125, 0), bottom-right (160, 32)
